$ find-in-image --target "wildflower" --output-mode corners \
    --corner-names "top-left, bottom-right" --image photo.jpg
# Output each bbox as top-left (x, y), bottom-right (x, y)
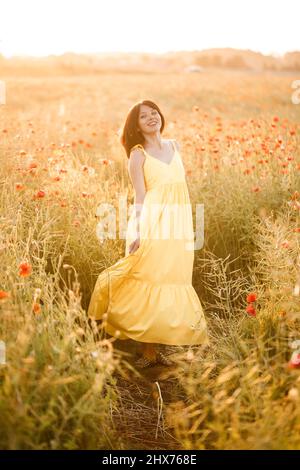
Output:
top-left (287, 387), bottom-right (299, 401)
top-left (288, 352), bottom-right (300, 369)
top-left (0, 290), bottom-right (10, 300)
top-left (15, 183), bottom-right (25, 191)
top-left (81, 165), bottom-right (95, 176)
top-left (33, 288), bottom-right (41, 298)
top-left (28, 162), bottom-right (38, 170)
top-left (246, 292), bottom-right (257, 303)
top-left (293, 282), bottom-right (300, 297)
top-left (278, 310), bottom-right (287, 318)
top-left (186, 350), bottom-right (194, 361)
top-left (246, 304), bottom-right (256, 317)
top-left (19, 262), bottom-right (32, 277)
top-left (32, 302), bottom-right (41, 315)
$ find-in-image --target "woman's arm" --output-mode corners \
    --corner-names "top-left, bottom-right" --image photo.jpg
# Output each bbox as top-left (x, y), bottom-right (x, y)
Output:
top-left (128, 148), bottom-right (146, 238)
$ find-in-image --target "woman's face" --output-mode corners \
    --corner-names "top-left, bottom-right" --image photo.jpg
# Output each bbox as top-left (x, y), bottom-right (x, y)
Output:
top-left (137, 105), bottom-right (161, 136)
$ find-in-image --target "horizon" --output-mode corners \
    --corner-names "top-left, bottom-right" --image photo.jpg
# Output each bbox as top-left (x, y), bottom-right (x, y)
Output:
top-left (1, 47), bottom-right (299, 60)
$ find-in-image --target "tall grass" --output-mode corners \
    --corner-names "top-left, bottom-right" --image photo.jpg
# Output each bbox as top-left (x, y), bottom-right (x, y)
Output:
top-left (0, 70), bottom-right (300, 449)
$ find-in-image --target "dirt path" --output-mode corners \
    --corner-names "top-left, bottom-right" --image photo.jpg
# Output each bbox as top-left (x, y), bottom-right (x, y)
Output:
top-left (111, 342), bottom-right (187, 450)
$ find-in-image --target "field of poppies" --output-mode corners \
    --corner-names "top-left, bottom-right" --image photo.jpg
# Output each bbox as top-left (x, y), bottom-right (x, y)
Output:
top-left (0, 69), bottom-right (300, 449)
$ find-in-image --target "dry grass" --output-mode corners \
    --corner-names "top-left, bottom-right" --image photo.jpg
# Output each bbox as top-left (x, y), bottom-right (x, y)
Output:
top-left (0, 68), bottom-right (300, 449)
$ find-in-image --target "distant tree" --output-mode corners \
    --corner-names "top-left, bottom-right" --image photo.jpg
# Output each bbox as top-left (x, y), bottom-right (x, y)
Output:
top-left (225, 54), bottom-right (248, 69)
top-left (195, 54), bottom-right (222, 67)
top-left (282, 63), bottom-right (300, 71)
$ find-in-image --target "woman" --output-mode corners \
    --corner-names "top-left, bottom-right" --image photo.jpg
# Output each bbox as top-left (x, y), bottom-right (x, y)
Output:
top-left (87, 99), bottom-right (209, 368)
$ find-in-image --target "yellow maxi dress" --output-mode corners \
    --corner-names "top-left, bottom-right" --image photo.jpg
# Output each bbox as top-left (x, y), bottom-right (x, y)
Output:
top-left (87, 140), bottom-right (209, 345)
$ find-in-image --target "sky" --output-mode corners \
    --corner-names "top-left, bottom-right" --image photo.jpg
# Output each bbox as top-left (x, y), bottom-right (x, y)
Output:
top-left (0, 0), bottom-right (299, 58)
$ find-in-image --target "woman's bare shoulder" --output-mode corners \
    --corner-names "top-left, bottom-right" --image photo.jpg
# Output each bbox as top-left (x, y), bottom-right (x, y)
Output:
top-left (128, 145), bottom-right (146, 171)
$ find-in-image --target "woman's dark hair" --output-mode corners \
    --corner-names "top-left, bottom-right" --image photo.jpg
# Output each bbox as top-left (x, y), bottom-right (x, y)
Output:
top-left (120, 100), bottom-right (165, 158)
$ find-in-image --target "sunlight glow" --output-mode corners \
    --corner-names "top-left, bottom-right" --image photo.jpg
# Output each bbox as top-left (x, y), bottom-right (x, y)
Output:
top-left (0, 0), bottom-right (299, 58)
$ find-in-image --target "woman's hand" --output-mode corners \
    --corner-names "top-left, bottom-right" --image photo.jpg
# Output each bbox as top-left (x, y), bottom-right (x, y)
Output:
top-left (129, 236), bottom-right (140, 254)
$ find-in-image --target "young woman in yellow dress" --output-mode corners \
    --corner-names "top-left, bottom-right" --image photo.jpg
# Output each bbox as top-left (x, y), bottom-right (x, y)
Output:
top-left (87, 99), bottom-right (209, 368)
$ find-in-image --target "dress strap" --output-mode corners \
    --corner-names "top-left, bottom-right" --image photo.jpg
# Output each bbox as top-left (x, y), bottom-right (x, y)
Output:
top-left (130, 143), bottom-right (145, 154)
top-left (170, 139), bottom-right (177, 152)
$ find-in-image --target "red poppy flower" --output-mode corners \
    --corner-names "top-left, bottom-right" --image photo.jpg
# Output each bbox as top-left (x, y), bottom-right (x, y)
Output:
top-left (28, 162), bottom-right (38, 170)
top-left (246, 304), bottom-right (256, 317)
top-left (247, 292), bottom-right (257, 303)
top-left (288, 352), bottom-right (300, 369)
top-left (0, 290), bottom-right (10, 300)
top-left (19, 262), bottom-right (32, 277)
top-left (32, 302), bottom-right (41, 315)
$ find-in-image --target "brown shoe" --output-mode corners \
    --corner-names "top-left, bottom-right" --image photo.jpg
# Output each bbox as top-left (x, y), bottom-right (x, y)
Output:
top-left (156, 351), bottom-right (174, 366)
top-left (135, 355), bottom-right (158, 369)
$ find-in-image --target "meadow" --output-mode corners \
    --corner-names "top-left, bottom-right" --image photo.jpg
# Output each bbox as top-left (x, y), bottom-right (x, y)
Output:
top-left (0, 68), bottom-right (300, 449)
